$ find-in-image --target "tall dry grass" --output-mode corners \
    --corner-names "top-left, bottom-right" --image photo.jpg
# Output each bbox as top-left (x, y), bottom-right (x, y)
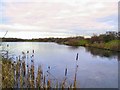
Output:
top-left (1, 48), bottom-right (79, 89)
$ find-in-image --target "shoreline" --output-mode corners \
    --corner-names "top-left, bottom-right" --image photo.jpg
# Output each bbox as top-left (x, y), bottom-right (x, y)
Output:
top-left (1, 41), bottom-right (120, 52)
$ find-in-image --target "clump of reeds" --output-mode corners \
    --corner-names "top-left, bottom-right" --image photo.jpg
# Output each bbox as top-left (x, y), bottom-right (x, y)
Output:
top-left (36, 65), bottom-right (42, 88)
top-left (1, 49), bottom-right (79, 89)
top-left (2, 59), bottom-right (14, 88)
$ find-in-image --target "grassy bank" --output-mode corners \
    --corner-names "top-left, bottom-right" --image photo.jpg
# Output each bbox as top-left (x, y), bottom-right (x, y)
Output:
top-left (63, 40), bottom-right (120, 52)
top-left (90, 40), bottom-right (120, 51)
top-left (64, 39), bottom-right (89, 46)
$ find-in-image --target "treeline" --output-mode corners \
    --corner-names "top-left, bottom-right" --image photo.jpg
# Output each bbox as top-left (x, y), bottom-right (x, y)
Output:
top-left (1, 31), bottom-right (119, 43)
top-left (1, 38), bottom-right (27, 42)
top-left (32, 36), bottom-right (84, 43)
top-left (90, 32), bottom-right (119, 43)
top-left (61, 31), bottom-right (120, 51)
top-left (1, 31), bottom-right (120, 51)
top-left (32, 31), bottom-right (120, 52)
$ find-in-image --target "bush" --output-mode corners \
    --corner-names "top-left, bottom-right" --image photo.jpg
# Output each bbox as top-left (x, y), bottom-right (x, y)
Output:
top-left (78, 40), bottom-right (89, 46)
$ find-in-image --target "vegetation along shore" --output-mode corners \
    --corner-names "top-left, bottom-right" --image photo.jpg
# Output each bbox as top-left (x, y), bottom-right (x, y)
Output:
top-left (1, 31), bottom-right (120, 52)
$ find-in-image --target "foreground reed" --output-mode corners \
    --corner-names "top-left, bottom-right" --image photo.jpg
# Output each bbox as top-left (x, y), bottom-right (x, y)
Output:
top-left (1, 50), bottom-right (79, 89)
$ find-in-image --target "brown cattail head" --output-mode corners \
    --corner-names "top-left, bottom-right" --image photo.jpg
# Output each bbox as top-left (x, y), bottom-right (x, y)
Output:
top-left (48, 66), bottom-right (50, 69)
top-left (65, 68), bottom-right (67, 76)
top-left (7, 44), bottom-right (9, 47)
top-left (76, 53), bottom-right (79, 61)
top-left (77, 65), bottom-right (79, 68)
top-left (33, 50), bottom-right (34, 53)
top-left (27, 51), bottom-right (29, 53)
top-left (22, 51), bottom-right (25, 55)
top-left (14, 61), bottom-right (16, 64)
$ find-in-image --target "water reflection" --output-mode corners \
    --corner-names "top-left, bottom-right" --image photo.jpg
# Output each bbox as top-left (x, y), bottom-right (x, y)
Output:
top-left (85, 47), bottom-right (119, 59)
top-left (118, 53), bottom-right (120, 61)
top-left (68, 46), bottom-right (79, 50)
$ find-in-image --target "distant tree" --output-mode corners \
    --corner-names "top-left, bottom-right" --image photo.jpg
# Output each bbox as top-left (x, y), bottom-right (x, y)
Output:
top-left (90, 35), bottom-right (99, 43)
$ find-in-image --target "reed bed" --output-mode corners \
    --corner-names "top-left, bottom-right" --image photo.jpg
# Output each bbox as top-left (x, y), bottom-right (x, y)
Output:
top-left (1, 49), bottom-right (79, 89)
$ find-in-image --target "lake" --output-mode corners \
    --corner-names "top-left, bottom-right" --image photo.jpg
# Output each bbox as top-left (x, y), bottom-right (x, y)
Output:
top-left (1, 42), bottom-right (119, 88)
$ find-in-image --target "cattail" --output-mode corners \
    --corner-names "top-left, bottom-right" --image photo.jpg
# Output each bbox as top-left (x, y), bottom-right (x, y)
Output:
top-left (22, 61), bottom-right (26, 77)
top-left (47, 80), bottom-right (51, 89)
top-left (56, 81), bottom-right (59, 88)
top-left (6, 51), bottom-right (8, 59)
top-left (70, 84), bottom-right (72, 88)
top-left (76, 53), bottom-right (79, 61)
top-left (7, 44), bottom-right (9, 47)
top-left (36, 65), bottom-right (42, 88)
top-left (33, 50), bottom-right (34, 53)
top-left (30, 64), bottom-right (35, 88)
top-left (43, 75), bottom-right (46, 88)
top-left (14, 61), bottom-right (16, 64)
top-left (62, 76), bottom-right (67, 88)
top-left (22, 51), bottom-right (25, 55)
top-left (73, 73), bottom-right (77, 88)
top-left (62, 80), bottom-right (65, 89)
top-left (27, 51), bottom-right (29, 53)
top-left (27, 67), bottom-right (30, 88)
top-left (31, 59), bottom-right (33, 63)
top-left (77, 65), bottom-right (78, 68)
top-left (65, 68), bottom-right (67, 76)
top-left (48, 66), bottom-right (50, 69)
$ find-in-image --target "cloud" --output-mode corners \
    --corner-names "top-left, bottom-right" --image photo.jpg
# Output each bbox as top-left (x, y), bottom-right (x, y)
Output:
top-left (0, 31), bottom-right (77, 39)
top-left (0, 24), bottom-right (46, 31)
top-left (2, 0), bottom-right (119, 3)
top-left (0, 0), bottom-right (118, 38)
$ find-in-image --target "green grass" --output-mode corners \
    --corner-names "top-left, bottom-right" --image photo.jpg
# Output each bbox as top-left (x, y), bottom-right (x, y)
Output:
top-left (104, 40), bottom-right (120, 51)
top-left (91, 40), bottom-right (120, 51)
top-left (64, 39), bottom-right (89, 46)
top-left (64, 39), bottom-right (120, 51)
top-left (78, 40), bottom-right (89, 46)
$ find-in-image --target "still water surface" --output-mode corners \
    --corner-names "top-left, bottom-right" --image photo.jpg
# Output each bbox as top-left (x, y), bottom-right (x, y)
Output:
top-left (2, 42), bottom-right (118, 88)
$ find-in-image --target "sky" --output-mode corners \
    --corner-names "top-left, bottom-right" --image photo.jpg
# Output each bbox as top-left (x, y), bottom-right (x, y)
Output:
top-left (0, 0), bottom-right (119, 39)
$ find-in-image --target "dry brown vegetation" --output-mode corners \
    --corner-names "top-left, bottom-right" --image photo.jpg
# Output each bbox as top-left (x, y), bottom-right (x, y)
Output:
top-left (1, 50), bottom-right (79, 89)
